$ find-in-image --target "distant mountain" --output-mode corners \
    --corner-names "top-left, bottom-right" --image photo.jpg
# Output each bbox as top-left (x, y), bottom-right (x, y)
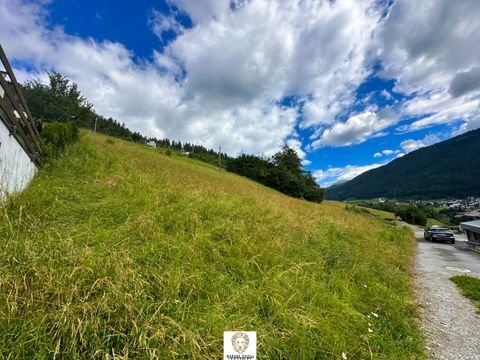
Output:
top-left (326, 128), bottom-right (480, 200)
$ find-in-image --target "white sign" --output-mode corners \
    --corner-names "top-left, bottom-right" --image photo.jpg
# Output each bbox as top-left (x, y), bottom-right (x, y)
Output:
top-left (224, 331), bottom-right (256, 360)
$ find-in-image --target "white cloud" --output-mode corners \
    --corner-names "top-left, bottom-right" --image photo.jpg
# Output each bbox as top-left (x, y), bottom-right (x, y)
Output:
top-left (286, 138), bottom-right (306, 159)
top-left (311, 107), bottom-right (398, 148)
top-left (377, 0), bottom-right (480, 132)
top-left (2, 0), bottom-right (479, 162)
top-left (396, 90), bottom-right (479, 132)
top-left (380, 89), bottom-right (392, 100)
top-left (313, 162), bottom-right (384, 187)
top-left (373, 148), bottom-right (400, 158)
top-left (1, 0), bottom-right (386, 156)
top-left (400, 134), bottom-right (440, 153)
top-left (454, 113), bottom-right (480, 135)
top-left (167, 0), bottom-right (231, 24)
top-left (149, 9), bottom-right (183, 42)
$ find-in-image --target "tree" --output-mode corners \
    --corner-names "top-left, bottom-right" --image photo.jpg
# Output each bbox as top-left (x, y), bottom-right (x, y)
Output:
top-left (23, 73), bottom-right (94, 127)
top-left (272, 145), bottom-right (303, 175)
top-left (22, 73), bottom-right (146, 143)
top-left (226, 145), bottom-right (325, 203)
top-left (395, 205), bottom-right (427, 226)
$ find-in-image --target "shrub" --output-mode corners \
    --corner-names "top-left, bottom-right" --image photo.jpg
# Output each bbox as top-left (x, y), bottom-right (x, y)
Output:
top-left (41, 121), bottom-right (79, 158)
top-left (227, 148), bottom-right (325, 203)
top-left (395, 205), bottom-right (428, 226)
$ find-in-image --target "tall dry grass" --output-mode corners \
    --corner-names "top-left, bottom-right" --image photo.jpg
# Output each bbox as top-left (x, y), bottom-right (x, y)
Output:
top-left (0, 131), bottom-right (424, 359)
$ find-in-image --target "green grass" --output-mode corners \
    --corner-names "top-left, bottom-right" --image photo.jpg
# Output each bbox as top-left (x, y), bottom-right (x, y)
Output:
top-left (451, 276), bottom-right (480, 313)
top-left (426, 218), bottom-right (448, 228)
top-left (0, 131), bottom-right (424, 359)
top-left (358, 207), bottom-right (396, 221)
top-left (356, 207), bottom-right (446, 229)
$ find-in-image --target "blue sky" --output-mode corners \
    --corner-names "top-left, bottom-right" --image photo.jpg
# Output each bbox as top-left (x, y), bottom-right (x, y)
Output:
top-left (1, 0), bottom-right (479, 186)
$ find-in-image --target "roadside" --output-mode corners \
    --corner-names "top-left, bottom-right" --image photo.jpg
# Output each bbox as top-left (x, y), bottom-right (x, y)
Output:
top-left (403, 222), bottom-right (480, 360)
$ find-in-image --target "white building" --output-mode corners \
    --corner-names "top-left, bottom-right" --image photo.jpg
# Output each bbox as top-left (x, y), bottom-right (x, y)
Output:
top-left (460, 220), bottom-right (480, 252)
top-left (146, 140), bottom-right (156, 148)
top-left (0, 44), bottom-right (42, 200)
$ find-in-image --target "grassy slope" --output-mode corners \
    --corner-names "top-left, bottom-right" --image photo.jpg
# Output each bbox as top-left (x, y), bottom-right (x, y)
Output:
top-left (0, 131), bottom-right (423, 359)
top-left (426, 218), bottom-right (448, 228)
top-left (358, 206), bottom-right (447, 228)
top-left (359, 207), bottom-right (396, 221)
top-left (451, 276), bottom-right (480, 313)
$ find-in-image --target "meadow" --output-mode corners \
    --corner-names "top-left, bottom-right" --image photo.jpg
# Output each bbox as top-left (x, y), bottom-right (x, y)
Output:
top-left (0, 131), bottom-right (424, 359)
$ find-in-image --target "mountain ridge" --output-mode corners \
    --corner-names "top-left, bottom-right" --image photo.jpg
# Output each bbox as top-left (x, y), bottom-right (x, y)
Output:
top-left (326, 128), bottom-right (480, 200)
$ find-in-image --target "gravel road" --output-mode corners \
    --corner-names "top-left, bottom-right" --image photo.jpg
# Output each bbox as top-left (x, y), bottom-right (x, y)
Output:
top-left (407, 223), bottom-right (480, 360)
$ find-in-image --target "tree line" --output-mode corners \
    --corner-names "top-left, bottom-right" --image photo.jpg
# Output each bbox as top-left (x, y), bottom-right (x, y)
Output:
top-left (22, 72), bottom-right (324, 203)
top-left (355, 199), bottom-right (452, 227)
top-left (227, 148), bottom-right (324, 202)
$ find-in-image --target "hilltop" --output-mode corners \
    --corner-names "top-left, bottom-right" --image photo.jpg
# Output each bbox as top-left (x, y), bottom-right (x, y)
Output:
top-left (327, 128), bottom-right (480, 200)
top-left (0, 131), bottom-right (423, 358)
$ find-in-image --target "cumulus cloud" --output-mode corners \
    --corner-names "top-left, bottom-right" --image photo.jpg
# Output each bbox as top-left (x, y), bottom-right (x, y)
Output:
top-left (168, 0), bottom-right (231, 24)
top-left (1, 0), bottom-right (386, 156)
top-left (373, 149), bottom-right (400, 158)
top-left (454, 113), bottom-right (480, 135)
top-left (400, 134), bottom-right (440, 153)
top-left (396, 90), bottom-right (479, 132)
top-left (2, 0), bottom-right (479, 171)
top-left (380, 89), bottom-right (393, 100)
top-left (377, 0), bottom-right (480, 132)
top-left (311, 107), bottom-right (398, 148)
top-left (313, 162), bottom-right (384, 187)
top-left (149, 9), bottom-right (184, 42)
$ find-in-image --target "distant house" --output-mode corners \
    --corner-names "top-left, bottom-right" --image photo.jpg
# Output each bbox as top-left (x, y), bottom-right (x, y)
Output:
top-left (146, 140), bottom-right (156, 148)
top-left (462, 210), bottom-right (480, 220)
top-left (460, 220), bottom-right (480, 251)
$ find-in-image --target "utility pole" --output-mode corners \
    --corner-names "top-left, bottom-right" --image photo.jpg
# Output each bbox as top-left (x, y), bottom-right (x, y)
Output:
top-left (94, 117), bottom-right (98, 133)
top-left (218, 145), bottom-right (222, 168)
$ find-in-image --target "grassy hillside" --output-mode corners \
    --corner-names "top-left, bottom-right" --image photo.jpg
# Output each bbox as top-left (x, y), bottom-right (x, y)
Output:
top-left (327, 128), bottom-right (480, 200)
top-left (0, 131), bottom-right (423, 359)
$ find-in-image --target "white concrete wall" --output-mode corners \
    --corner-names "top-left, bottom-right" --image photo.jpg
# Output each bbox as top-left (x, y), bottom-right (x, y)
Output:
top-left (0, 119), bottom-right (37, 200)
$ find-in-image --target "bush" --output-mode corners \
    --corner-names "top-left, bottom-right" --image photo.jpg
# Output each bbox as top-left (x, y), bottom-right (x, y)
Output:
top-left (227, 147), bottom-right (325, 203)
top-left (41, 121), bottom-right (79, 158)
top-left (165, 149), bottom-right (172, 156)
top-left (395, 205), bottom-right (428, 226)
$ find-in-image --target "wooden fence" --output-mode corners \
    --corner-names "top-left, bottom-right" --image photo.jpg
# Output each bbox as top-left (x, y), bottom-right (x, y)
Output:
top-left (0, 43), bottom-right (43, 166)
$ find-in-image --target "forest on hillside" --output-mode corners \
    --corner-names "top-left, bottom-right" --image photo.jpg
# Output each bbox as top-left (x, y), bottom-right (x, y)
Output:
top-left (327, 128), bottom-right (480, 200)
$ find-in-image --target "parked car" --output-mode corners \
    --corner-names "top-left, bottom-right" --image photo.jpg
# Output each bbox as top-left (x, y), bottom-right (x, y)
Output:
top-left (424, 226), bottom-right (455, 244)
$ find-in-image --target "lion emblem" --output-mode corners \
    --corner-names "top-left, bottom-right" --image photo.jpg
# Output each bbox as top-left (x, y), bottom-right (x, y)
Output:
top-left (231, 332), bottom-right (249, 354)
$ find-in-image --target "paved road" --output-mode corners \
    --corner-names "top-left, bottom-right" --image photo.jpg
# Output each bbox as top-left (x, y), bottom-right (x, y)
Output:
top-left (408, 223), bottom-right (480, 360)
